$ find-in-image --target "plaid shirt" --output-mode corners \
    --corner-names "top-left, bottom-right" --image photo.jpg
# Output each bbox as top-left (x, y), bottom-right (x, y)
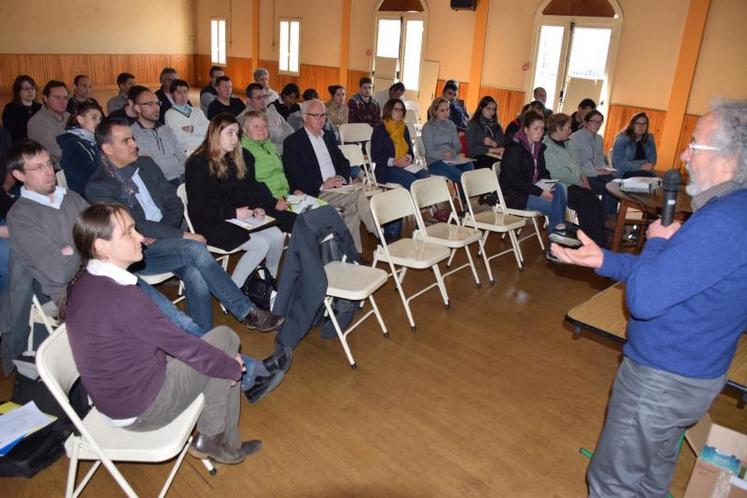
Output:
top-left (347, 94), bottom-right (381, 127)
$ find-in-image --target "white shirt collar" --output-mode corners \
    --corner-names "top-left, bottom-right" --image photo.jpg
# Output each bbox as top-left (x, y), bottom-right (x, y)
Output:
top-left (86, 259), bottom-right (138, 286)
top-left (304, 126), bottom-right (324, 140)
top-left (20, 186), bottom-right (67, 210)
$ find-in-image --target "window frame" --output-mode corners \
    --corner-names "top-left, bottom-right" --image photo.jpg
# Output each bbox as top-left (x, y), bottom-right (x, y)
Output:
top-left (278, 18), bottom-right (301, 76)
top-left (210, 18), bottom-right (227, 65)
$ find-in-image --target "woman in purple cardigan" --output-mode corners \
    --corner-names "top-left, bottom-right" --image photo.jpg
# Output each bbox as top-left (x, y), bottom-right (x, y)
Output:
top-left (64, 203), bottom-right (269, 464)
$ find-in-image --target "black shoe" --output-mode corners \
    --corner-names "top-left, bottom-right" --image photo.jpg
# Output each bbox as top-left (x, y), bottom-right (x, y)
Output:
top-left (549, 224), bottom-right (581, 248)
top-left (545, 248), bottom-right (562, 263)
top-left (242, 308), bottom-right (284, 332)
top-left (189, 432), bottom-right (246, 464)
top-left (244, 370), bottom-right (285, 404)
top-left (238, 439), bottom-right (263, 457)
top-left (263, 346), bottom-right (293, 373)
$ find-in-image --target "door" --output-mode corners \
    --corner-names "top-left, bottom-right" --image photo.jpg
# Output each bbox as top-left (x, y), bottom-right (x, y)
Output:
top-left (374, 15), bottom-right (426, 92)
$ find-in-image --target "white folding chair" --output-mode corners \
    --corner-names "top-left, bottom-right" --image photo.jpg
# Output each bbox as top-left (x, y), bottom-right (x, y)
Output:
top-left (416, 135), bottom-right (464, 212)
top-left (138, 271), bottom-right (186, 306)
top-left (339, 143), bottom-right (381, 193)
top-left (404, 109), bottom-right (419, 126)
top-left (461, 168), bottom-right (527, 271)
top-left (323, 260), bottom-right (389, 368)
top-left (491, 162), bottom-right (546, 254)
top-left (176, 184), bottom-right (241, 313)
top-left (56, 169), bottom-right (68, 189)
top-left (369, 188), bottom-right (451, 331)
top-left (410, 176), bottom-right (489, 286)
top-left (27, 293), bottom-right (60, 354)
top-left (338, 122), bottom-right (373, 145)
top-left (35, 325), bottom-right (214, 498)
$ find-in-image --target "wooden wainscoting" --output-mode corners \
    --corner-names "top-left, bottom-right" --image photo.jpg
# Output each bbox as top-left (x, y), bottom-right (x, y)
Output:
top-left (0, 53), bottom-right (194, 95)
top-left (193, 54), bottom-right (254, 94)
top-left (346, 69), bottom-right (371, 99)
top-left (258, 60), bottom-right (349, 99)
top-left (602, 104), bottom-right (667, 159)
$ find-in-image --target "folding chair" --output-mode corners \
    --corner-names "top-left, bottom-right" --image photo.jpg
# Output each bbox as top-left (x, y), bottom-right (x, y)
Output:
top-left (56, 169), bottom-right (68, 189)
top-left (27, 293), bottom-right (60, 354)
top-left (369, 188), bottom-right (451, 331)
top-left (139, 271), bottom-right (186, 306)
top-left (491, 162), bottom-right (546, 255)
top-left (323, 260), bottom-right (389, 368)
top-left (339, 143), bottom-right (381, 193)
top-left (338, 122), bottom-right (373, 145)
top-left (35, 325), bottom-right (214, 498)
top-left (410, 176), bottom-right (489, 286)
top-left (176, 184), bottom-right (241, 313)
top-left (415, 135), bottom-right (464, 212)
top-left (461, 168), bottom-right (527, 271)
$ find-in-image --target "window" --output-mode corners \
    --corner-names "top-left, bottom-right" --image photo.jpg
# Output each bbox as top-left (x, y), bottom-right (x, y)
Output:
top-left (279, 19), bottom-right (300, 74)
top-left (211, 19), bottom-right (226, 65)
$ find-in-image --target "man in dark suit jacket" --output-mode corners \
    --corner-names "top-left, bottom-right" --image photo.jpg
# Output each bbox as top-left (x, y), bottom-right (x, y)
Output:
top-left (281, 99), bottom-right (376, 253)
top-left (85, 118), bottom-right (282, 332)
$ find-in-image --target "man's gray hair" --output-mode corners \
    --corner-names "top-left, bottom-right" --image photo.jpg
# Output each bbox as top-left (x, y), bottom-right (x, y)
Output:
top-left (710, 100), bottom-right (747, 185)
top-left (301, 98), bottom-right (324, 114)
top-left (253, 68), bottom-right (269, 81)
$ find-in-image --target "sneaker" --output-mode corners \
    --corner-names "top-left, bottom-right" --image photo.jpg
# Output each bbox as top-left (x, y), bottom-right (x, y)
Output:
top-left (549, 224), bottom-right (581, 248)
top-left (242, 308), bottom-right (284, 332)
top-left (545, 248), bottom-right (562, 263)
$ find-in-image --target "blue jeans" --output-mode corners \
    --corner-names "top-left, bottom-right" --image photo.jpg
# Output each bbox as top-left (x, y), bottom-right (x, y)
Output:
top-left (526, 184), bottom-right (567, 232)
top-left (379, 167), bottom-right (430, 240)
top-left (136, 277), bottom-right (259, 391)
top-left (140, 238), bottom-right (253, 331)
top-left (428, 160), bottom-right (473, 198)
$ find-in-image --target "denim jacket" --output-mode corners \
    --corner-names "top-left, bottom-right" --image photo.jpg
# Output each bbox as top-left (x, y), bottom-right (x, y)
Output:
top-left (611, 133), bottom-right (657, 175)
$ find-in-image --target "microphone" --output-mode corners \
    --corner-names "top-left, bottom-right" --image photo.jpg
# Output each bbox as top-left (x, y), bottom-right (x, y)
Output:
top-left (661, 170), bottom-right (681, 226)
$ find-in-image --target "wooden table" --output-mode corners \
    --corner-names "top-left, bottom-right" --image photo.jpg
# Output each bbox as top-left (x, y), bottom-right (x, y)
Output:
top-left (606, 182), bottom-right (693, 252)
top-left (565, 283), bottom-right (747, 404)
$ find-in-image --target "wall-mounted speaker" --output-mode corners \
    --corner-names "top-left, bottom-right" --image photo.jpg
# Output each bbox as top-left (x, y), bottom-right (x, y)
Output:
top-left (450, 0), bottom-right (477, 10)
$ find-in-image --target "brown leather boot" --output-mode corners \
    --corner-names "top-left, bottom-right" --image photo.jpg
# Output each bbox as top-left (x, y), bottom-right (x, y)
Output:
top-left (242, 308), bottom-right (284, 332)
top-left (188, 432), bottom-right (247, 464)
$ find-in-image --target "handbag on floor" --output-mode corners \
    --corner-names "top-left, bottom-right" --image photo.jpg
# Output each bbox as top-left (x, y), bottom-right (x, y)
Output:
top-left (241, 265), bottom-right (276, 311)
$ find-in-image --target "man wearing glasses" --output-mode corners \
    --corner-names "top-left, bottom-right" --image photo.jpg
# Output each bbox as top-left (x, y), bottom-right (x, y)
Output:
top-left (129, 87), bottom-right (187, 185)
top-left (552, 100), bottom-right (747, 497)
top-left (239, 83), bottom-right (294, 154)
top-left (282, 99), bottom-right (376, 254)
top-left (27, 80), bottom-right (70, 165)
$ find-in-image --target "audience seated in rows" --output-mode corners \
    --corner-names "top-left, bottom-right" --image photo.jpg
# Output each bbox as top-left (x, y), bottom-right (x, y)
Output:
top-left (542, 113), bottom-right (606, 247)
top-left (63, 202), bottom-right (282, 463)
top-left (130, 86), bottom-right (187, 184)
top-left (347, 77), bottom-right (381, 127)
top-left (66, 74), bottom-right (100, 116)
top-left (282, 99), bottom-right (376, 254)
top-left (253, 68), bottom-right (279, 105)
top-left (570, 98), bottom-right (597, 133)
top-left (442, 80), bottom-right (470, 133)
top-left (569, 109), bottom-right (618, 216)
top-left (84, 119), bottom-right (283, 332)
top-left (325, 85), bottom-right (348, 130)
top-left (165, 79), bottom-right (210, 156)
top-left (373, 82), bottom-right (405, 114)
top-left (56, 101), bottom-right (103, 196)
top-left (106, 72), bottom-right (136, 114)
top-left (270, 83), bottom-right (301, 121)
top-left (239, 83), bottom-right (294, 154)
top-left (155, 67), bottom-right (179, 125)
top-left (27, 80), bottom-right (70, 165)
top-left (465, 96), bottom-right (506, 169)
top-left (611, 112), bottom-right (657, 178)
top-left (200, 65), bottom-right (224, 114)
top-left (499, 110), bottom-right (570, 250)
top-left (3, 75), bottom-right (42, 144)
top-left (207, 76), bottom-right (246, 120)
top-left (185, 113), bottom-right (288, 288)
top-left (421, 97), bottom-right (474, 190)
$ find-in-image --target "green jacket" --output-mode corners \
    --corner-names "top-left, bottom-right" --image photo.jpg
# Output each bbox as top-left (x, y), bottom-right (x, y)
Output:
top-left (241, 136), bottom-right (290, 198)
top-left (542, 135), bottom-right (583, 187)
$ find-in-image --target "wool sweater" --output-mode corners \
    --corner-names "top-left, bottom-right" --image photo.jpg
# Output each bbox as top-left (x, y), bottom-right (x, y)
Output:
top-left (66, 270), bottom-right (241, 419)
top-left (598, 187), bottom-right (747, 379)
top-left (542, 135), bottom-right (583, 187)
top-left (421, 119), bottom-right (461, 165)
top-left (569, 127), bottom-right (607, 177)
top-left (27, 107), bottom-right (69, 163)
top-left (131, 121), bottom-right (187, 181)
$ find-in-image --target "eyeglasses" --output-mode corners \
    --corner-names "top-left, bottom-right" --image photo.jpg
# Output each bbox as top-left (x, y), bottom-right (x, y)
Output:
top-left (588, 119), bottom-right (603, 125)
top-left (24, 162), bottom-right (54, 173)
top-left (137, 100), bottom-right (162, 107)
top-left (688, 138), bottom-right (721, 153)
top-left (304, 113), bottom-right (327, 120)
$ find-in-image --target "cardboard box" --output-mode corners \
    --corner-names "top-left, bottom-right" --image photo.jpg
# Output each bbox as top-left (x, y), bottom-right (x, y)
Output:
top-left (685, 413), bottom-right (747, 498)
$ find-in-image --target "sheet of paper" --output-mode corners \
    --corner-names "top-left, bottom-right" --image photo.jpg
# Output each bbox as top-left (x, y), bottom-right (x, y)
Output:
top-left (444, 158), bottom-right (477, 166)
top-left (534, 179), bottom-right (557, 192)
top-left (287, 195), bottom-right (327, 214)
top-left (0, 401), bottom-right (56, 451)
top-left (404, 163), bottom-right (426, 174)
top-left (226, 214), bottom-right (276, 231)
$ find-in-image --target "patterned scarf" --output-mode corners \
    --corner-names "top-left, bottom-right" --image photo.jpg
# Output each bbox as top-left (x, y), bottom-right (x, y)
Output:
top-left (383, 118), bottom-right (409, 159)
top-left (513, 129), bottom-right (541, 182)
top-left (66, 126), bottom-right (96, 146)
top-left (101, 155), bottom-right (139, 208)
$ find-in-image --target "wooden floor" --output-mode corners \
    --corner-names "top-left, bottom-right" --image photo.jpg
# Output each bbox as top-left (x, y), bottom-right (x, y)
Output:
top-left (3, 226), bottom-right (747, 497)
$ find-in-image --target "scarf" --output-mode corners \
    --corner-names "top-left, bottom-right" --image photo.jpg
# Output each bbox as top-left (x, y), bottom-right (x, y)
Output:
top-left (66, 126), bottom-right (95, 146)
top-left (102, 155), bottom-right (140, 209)
top-left (172, 103), bottom-right (192, 116)
top-left (478, 115), bottom-right (497, 137)
top-left (383, 118), bottom-right (409, 160)
top-left (513, 130), bottom-right (541, 182)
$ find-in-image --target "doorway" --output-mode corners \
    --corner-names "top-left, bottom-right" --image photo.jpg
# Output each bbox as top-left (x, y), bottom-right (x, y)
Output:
top-left (373, 1), bottom-right (427, 94)
top-left (528, 0), bottom-right (622, 131)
